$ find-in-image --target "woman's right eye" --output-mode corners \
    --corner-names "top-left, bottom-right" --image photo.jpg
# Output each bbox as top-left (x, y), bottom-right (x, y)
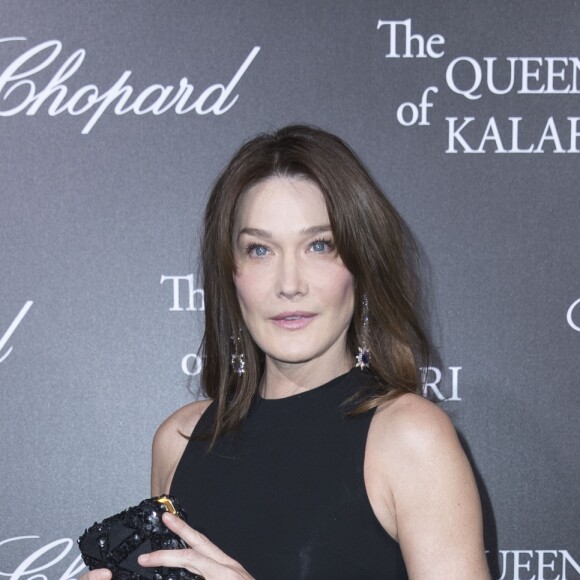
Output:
top-left (245, 243), bottom-right (269, 257)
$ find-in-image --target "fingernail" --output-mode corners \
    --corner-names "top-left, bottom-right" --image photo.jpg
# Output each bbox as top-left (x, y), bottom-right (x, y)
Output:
top-left (163, 511), bottom-right (176, 521)
top-left (138, 554), bottom-right (150, 563)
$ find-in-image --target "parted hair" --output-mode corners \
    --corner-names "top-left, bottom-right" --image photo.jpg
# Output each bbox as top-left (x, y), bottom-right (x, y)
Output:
top-left (197, 124), bottom-right (430, 447)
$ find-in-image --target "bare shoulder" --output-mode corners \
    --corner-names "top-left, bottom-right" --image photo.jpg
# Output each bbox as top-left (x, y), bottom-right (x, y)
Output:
top-left (151, 398), bottom-right (213, 495)
top-left (367, 393), bottom-right (464, 522)
top-left (374, 392), bottom-right (459, 455)
top-left (371, 392), bottom-right (470, 511)
top-left (369, 393), bottom-right (489, 578)
top-left (154, 398), bottom-right (214, 448)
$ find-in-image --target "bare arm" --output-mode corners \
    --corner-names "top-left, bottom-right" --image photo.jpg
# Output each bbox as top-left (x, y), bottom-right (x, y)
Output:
top-left (376, 394), bottom-right (490, 579)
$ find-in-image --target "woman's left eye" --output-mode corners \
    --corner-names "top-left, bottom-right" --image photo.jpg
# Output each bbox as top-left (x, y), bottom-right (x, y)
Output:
top-left (310, 239), bottom-right (333, 253)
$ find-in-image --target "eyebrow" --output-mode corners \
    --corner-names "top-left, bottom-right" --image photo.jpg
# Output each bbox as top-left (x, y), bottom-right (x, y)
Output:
top-left (237, 225), bottom-right (332, 241)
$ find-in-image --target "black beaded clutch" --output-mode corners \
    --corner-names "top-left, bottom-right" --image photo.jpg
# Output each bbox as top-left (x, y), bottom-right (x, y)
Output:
top-left (78, 495), bottom-right (204, 580)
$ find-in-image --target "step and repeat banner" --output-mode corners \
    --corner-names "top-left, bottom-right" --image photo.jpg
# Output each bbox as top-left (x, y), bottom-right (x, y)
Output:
top-left (1, 1), bottom-right (579, 578)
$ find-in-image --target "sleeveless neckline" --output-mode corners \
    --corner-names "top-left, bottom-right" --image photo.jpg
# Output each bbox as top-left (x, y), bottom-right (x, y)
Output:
top-left (255, 367), bottom-right (357, 404)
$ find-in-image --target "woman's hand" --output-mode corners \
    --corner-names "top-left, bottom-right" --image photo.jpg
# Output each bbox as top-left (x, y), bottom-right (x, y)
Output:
top-left (137, 511), bottom-right (254, 580)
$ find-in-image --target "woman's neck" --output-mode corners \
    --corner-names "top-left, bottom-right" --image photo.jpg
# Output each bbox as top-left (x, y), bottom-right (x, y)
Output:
top-left (259, 354), bottom-right (352, 400)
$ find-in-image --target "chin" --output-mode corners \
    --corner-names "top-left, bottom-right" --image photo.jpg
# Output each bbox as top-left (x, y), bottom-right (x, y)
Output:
top-left (271, 353), bottom-right (314, 365)
top-left (266, 345), bottom-right (320, 365)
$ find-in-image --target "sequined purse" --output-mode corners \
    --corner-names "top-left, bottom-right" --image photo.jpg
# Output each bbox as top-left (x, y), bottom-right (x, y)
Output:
top-left (78, 495), bottom-right (204, 580)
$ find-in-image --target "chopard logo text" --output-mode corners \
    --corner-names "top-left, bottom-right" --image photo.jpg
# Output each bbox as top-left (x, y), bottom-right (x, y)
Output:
top-left (0, 37), bottom-right (260, 134)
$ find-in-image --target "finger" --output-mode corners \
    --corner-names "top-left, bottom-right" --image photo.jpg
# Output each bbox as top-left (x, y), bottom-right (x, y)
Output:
top-left (80, 569), bottom-right (112, 580)
top-left (138, 547), bottom-right (212, 573)
top-left (138, 548), bottom-right (248, 579)
top-left (160, 511), bottom-right (237, 564)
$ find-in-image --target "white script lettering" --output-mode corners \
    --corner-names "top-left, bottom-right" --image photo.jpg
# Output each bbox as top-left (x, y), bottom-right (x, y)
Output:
top-left (0, 301), bottom-right (33, 364)
top-left (0, 536), bottom-right (86, 580)
top-left (567, 298), bottom-right (580, 332)
top-left (0, 38), bottom-right (260, 133)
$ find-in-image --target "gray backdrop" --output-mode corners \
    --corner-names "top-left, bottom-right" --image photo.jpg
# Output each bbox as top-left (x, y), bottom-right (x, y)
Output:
top-left (1, 1), bottom-right (579, 578)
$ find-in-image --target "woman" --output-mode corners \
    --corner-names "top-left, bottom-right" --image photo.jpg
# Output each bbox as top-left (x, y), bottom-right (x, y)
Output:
top-left (84, 125), bottom-right (490, 579)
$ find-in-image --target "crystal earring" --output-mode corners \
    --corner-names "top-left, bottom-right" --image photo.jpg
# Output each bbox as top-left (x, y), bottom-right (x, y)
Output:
top-left (230, 328), bottom-right (246, 375)
top-left (355, 294), bottom-right (371, 370)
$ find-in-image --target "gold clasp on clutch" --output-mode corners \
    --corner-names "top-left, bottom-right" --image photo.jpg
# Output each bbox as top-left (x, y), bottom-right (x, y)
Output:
top-left (156, 495), bottom-right (177, 515)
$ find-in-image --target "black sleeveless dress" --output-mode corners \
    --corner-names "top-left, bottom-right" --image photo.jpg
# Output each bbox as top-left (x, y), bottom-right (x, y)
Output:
top-left (170, 368), bottom-right (408, 579)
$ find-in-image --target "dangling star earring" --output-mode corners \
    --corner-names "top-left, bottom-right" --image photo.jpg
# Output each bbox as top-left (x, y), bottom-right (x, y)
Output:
top-left (355, 294), bottom-right (371, 370)
top-left (230, 328), bottom-right (246, 375)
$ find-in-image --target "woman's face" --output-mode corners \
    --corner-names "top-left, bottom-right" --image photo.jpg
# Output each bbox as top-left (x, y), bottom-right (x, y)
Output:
top-left (233, 176), bottom-right (355, 371)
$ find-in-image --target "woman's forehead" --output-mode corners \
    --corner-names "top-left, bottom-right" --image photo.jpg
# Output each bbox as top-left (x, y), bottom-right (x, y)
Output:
top-left (234, 176), bottom-right (329, 231)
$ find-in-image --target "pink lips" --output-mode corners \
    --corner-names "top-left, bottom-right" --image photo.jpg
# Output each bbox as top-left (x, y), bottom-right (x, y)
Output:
top-left (270, 311), bottom-right (317, 330)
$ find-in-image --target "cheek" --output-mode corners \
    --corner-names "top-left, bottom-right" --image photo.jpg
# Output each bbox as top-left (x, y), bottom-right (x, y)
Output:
top-left (233, 271), bottom-right (263, 313)
top-left (318, 266), bottom-right (355, 310)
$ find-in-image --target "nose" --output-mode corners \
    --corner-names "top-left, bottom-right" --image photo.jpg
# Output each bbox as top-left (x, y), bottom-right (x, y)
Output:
top-left (276, 252), bottom-right (307, 299)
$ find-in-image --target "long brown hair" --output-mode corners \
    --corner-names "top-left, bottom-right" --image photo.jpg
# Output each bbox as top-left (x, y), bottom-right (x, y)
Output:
top-left (198, 124), bottom-right (430, 447)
